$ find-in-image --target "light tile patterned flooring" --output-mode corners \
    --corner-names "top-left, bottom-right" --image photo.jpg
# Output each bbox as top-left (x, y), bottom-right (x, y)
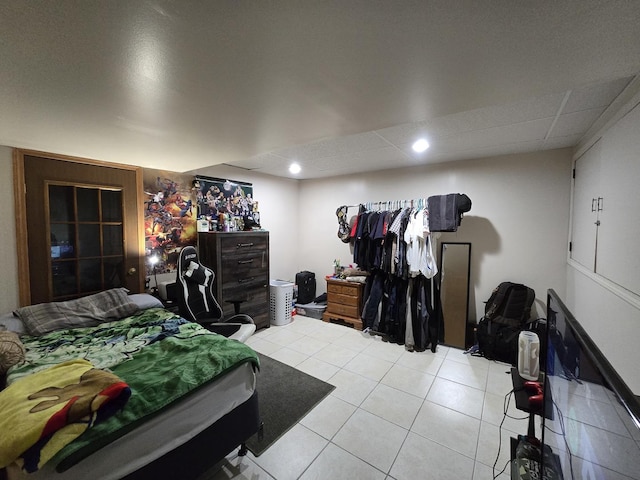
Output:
top-left (207, 314), bottom-right (529, 480)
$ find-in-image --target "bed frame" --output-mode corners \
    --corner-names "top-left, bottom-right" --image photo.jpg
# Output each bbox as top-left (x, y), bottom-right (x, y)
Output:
top-left (122, 390), bottom-right (262, 479)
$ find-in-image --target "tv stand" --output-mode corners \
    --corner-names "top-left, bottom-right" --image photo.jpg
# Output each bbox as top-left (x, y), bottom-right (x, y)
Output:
top-left (510, 368), bottom-right (553, 437)
top-left (510, 368), bottom-right (563, 479)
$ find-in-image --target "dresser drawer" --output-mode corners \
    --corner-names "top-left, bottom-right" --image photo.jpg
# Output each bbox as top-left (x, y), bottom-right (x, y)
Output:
top-left (220, 285), bottom-right (268, 314)
top-left (221, 273), bottom-right (268, 297)
top-left (219, 234), bottom-right (269, 254)
top-left (327, 281), bottom-right (361, 297)
top-left (221, 252), bottom-right (268, 278)
top-left (327, 291), bottom-right (359, 307)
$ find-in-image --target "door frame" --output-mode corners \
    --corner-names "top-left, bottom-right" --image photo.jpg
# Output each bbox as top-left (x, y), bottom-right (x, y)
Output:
top-left (13, 148), bottom-right (145, 306)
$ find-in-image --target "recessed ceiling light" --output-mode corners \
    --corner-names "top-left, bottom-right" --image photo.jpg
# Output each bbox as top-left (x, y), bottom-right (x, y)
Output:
top-left (289, 163), bottom-right (301, 174)
top-left (412, 138), bottom-right (430, 153)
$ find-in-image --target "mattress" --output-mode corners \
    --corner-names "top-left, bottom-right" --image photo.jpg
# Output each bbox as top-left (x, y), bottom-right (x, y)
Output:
top-left (7, 361), bottom-right (256, 480)
top-left (3, 303), bottom-right (259, 479)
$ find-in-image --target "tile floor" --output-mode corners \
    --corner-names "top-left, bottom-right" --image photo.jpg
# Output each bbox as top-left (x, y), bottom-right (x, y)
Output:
top-left (206, 314), bottom-right (531, 480)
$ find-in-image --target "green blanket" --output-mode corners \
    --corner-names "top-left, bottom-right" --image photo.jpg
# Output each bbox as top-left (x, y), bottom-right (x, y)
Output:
top-left (7, 308), bottom-right (259, 472)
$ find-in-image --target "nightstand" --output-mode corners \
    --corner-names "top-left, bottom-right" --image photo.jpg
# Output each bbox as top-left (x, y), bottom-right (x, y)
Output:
top-left (322, 278), bottom-right (364, 330)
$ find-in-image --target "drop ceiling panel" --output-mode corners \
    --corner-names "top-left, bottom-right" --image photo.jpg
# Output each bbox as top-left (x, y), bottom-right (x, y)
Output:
top-left (551, 108), bottom-right (605, 138)
top-left (428, 118), bottom-right (552, 152)
top-left (1, 3), bottom-right (639, 179)
top-left (563, 76), bottom-right (634, 113)
top-left (311, 146), bottom-right (410, 171)
top-left (428, 139), bottom-right (545, 163)
top-left (226, 153), bottom-right (285, 170)
top-left (543, 134), bottom-right (582, 150)
top-left (274, 132), bottom-right (389, 162)
top-left (375, 92), bottom-right (565, 147)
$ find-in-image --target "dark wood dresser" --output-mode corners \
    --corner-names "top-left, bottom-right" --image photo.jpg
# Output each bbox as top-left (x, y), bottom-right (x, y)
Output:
top-left (197, 231), bottom-right (270, 330)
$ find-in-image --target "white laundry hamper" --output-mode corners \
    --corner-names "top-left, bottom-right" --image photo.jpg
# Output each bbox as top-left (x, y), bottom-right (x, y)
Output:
top-left (269, 280), bottom-right (294, 326)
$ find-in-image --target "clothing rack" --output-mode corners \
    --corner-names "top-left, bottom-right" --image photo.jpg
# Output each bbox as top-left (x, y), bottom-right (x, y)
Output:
top-left (354, 197), bottom-right (440, 312)
top-left (361, 198), bottom-right (429, 212)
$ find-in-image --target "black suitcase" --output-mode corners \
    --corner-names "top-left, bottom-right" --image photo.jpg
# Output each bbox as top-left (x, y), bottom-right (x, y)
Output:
top-left (296, 271), bottom-right (316, 305)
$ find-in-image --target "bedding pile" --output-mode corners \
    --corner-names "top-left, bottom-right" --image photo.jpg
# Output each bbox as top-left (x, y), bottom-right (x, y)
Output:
top-left (2, 306), bottom-right (259, 474)
top-left (0, 359), bottom-right (130, 472)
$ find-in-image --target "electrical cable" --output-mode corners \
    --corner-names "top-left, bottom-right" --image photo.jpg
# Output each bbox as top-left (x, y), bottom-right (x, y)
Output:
top-left (493, 389), bottom-right (517, 479)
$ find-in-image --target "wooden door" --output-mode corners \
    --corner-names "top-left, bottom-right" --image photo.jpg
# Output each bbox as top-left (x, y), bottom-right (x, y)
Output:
top-left (14, 150), bottom-right (144, 306)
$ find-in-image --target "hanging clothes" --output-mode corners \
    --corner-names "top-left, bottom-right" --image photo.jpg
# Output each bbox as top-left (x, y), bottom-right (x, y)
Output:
top-left (407, 275), bottom-right (440, 353)
top-left (350, 200), bottom-right (443, 353)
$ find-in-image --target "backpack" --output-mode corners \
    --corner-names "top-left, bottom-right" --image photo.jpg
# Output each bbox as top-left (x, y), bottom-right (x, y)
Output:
top-left (474, 282), bottom-right (535, 365)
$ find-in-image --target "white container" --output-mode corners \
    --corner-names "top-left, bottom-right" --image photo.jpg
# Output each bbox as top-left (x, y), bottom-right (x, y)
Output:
top-left (296, 302), bottom-right (326, 320)
top-left (197, 219), bottom-right (210, 232)
top-left (518, 331), bottom-right (540, 381)
top-left (270, 280), bottom-right (294, 326)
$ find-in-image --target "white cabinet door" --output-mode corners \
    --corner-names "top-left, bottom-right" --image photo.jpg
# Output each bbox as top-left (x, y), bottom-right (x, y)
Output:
top-left (597, 103), bottom-right (640, 295)
top-left (571, 140), bottom-right (602, 271)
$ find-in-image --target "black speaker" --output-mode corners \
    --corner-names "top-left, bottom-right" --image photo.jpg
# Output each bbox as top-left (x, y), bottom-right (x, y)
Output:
top-left (159, 281), bottom-right (179, 302)
top-left (295, 271), bottom-right (316, 305)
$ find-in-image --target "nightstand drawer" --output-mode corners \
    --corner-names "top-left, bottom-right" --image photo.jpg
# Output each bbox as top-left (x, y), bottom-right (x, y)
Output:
top-left (327, 281), bottom-right (360, 296)
top-left (327, 292), bottom-right (359, 307)
top-left (327, 302), bottom-right (359, 318)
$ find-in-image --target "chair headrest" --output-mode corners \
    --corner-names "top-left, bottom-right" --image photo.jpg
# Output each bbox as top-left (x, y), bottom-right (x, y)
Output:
top-left (184, 261), bottom-right (213, 286)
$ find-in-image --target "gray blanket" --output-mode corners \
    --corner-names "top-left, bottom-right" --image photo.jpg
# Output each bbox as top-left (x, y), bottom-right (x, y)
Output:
top-left (14, 288), bottom-right (139, 336)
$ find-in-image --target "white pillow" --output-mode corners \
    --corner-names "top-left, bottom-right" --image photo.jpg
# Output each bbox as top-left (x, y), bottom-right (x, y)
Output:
top-left (128, 293), bottom-right (164, 310)
top-left (0, 312), bottom-right (26, 335)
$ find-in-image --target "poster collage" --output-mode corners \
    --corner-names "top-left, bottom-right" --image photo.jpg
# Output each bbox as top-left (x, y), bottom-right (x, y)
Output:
top-left (143, 171), bottom-right (259, 276)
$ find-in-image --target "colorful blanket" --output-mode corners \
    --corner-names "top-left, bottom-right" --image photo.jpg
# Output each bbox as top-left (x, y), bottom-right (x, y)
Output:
top-left (0, 358), bottom-right (130, 473)
top-left (5, 307), bottom-right (259, 472)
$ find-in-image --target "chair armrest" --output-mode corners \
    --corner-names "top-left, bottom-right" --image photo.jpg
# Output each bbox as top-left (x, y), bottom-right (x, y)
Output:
top-left (227, 314), bottom-right (254, 325)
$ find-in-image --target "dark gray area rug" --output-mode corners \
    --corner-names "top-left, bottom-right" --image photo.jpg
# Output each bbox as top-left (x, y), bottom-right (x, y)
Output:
top-left (245, 352), bottom-right (335, 456)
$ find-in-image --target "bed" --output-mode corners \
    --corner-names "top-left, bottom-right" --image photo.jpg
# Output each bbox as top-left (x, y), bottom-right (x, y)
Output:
top-left (0, 288), bottom-right (261, 480)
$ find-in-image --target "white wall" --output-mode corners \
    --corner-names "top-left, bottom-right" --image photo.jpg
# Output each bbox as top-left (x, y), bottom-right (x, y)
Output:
top-left (0, 146), bottom-right (19, 313)
top-left (0, 146), bottom-right (574, 331)
top-left (565, 268), bottom-right (640, 393)
top-left (188, 164), bottom-right (300, 283)
top-left (3, 120), bottom-right (637, 395)
top-left (297, 149), bottom-right (573, 322)
top-left (0, 152), bottom-right (301, 311)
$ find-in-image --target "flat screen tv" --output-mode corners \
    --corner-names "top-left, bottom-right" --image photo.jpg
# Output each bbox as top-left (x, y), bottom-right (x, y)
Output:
top-left (543, 289), bottom-right (640, 479)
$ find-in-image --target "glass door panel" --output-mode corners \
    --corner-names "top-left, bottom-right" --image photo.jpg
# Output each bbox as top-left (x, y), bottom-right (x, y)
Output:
top-left (103, 225), bottom-right (123, 255)
top-left (52, 261), bottom-right (77, 297)
top-left (49, 185), bottom-right (75, 222)
top-left (102, 190), bottom-right (123, 222)
top-left (48, 183), bottom-right (125, 300)
top-left (78, 224), bottom-right (101, 257)
top-left (77, 188), bottom-right (100, 222)
top-left (104, 257), bottom-right (124, 288)
top-left (50, 224), bottom-right (76, 259)
top-left (79, 259), bottom-right (102, 293)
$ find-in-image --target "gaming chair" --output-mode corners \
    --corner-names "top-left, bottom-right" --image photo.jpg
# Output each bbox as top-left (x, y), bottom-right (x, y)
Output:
top-left (176, 246), bottom-right (255, 342)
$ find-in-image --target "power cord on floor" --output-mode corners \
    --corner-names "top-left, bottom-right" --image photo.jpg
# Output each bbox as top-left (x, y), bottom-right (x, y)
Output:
top-left (493, 388), bottom-right (530, 479)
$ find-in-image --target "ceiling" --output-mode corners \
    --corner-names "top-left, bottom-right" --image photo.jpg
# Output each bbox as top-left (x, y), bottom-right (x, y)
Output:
top-left (1, 1), bottom-right (639, 180)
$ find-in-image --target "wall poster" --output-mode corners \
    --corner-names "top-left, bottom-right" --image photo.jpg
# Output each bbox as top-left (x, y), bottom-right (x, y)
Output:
top-left (143, 169), bottom-right (197, 276)
top-left (194, 176), bottom-right (258, 230)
